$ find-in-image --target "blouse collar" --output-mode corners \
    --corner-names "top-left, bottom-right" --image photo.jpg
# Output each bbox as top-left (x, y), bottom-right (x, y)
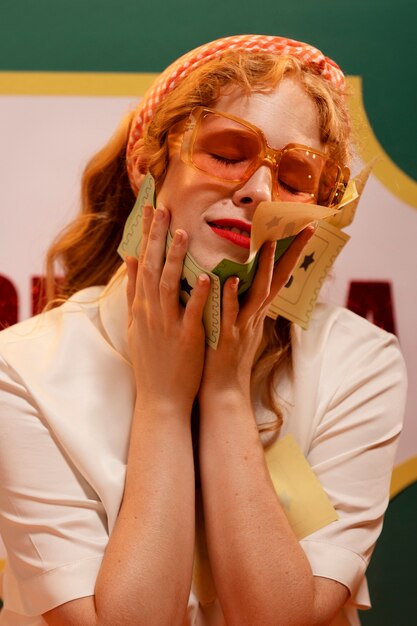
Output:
top-left (99, 265), bottom-right (130, 362)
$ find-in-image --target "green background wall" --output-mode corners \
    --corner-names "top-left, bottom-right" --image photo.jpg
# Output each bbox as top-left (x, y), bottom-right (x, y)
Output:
top-left (0, 0), bottom-right (416, 181)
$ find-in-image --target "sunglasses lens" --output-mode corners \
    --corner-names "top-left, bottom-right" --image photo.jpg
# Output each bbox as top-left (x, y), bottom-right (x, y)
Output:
top-left (319, 160), bottom-right (343, 206)
top-left (277, 149), bottom-right (339, 205)
top-left (191, 113), bottom-right (261, 181)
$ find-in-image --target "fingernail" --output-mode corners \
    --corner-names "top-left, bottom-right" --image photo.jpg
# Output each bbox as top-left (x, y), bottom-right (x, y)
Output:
top-left (198, 274), bottom-right (210, 286)
top-left (143, 204), bottom-right (153, 218)
top-left (125, 256), bottom-right (134, 278)
top-left (173, 229), bottom-right (185, 245)
top-left (231, 276), bottom-right (239, 290)
top-left (155, 207), bottom-right (165, 221)
top-left (312, 220), bottom-right (319, 230)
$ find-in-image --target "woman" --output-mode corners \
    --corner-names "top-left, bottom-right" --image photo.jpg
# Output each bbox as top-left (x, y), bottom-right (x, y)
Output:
top-left (0, 35), bottom-right (406, 626)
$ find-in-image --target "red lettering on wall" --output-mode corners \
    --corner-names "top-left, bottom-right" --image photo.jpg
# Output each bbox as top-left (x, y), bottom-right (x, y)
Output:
top-left (32, 276), bottom-right (64, 315)
top-left (346, 281), bottom-right (397, 335)
top-left (32, 276), bottom-right (47, 316)
top-left (0, 275), bottom-right (18, 329)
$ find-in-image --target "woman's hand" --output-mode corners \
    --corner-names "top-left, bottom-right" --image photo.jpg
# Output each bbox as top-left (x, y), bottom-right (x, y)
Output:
top-left (197, 224), bottom-right (351, 626)
top-left (126, 204), bottom-right (210, 412)
top-left (200, 224), bottom-right (316, 401)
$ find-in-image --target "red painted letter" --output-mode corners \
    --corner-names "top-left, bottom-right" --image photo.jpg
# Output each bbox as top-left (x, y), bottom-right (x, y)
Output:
top-left (346, 281), bottom-right (397, 335)
top-left (0, 275), bottom-right (18, 329)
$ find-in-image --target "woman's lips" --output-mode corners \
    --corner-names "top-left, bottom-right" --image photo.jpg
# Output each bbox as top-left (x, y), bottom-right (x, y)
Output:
top-left (209, 219), bottom-right (251, 249)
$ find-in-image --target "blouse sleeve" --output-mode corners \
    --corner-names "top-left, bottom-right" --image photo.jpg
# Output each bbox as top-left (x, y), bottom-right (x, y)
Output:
top-left (298, 313), bottom-right (407, 608)
top-left (0, 355), bottom-right (108, 617)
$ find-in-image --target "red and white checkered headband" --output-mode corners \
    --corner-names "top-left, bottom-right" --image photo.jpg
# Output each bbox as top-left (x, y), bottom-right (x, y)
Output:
top-left (126, 34), bottom-right (345, 194)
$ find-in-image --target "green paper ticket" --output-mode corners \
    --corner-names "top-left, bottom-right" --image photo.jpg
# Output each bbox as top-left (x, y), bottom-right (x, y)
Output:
top-left (211, 236), bottom-right (294, 296)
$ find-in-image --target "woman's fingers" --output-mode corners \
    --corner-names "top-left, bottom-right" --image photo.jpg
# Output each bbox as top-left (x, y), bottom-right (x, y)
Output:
top-left (128, 203), bottom-right (170, 316)
top-left (159, 229), bottom-right (188, 316)
top-left (250, 240), bottom-right (276, 305)
top-left (183, 273), bottom-right (211, 330)
top-left (138, 203), bottom-right (154, 264)
top-left (159, 229), bottom-right (212, 328)
top-left (237, 223), bottom-right (316, 324)
top-left (238, 241), bottom-right (276, 323)
top-left (131, 203), bottom-right (209, 330)
top-left (220, 277), bottom-right (240, 330)
top-left (126, 256), bottom-right (139, 325)
top-left (139, 204), bottom-right (170, 302)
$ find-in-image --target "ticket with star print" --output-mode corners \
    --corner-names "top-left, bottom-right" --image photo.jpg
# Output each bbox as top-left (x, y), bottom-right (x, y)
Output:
top-left (267, 221), bottom-right (350, 328)
top-left (267, 164), bottom-right (372, 328)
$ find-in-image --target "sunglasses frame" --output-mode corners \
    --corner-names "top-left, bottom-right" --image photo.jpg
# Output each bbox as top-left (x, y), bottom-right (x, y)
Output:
top-left (169, 106), bottom-right (350, 208)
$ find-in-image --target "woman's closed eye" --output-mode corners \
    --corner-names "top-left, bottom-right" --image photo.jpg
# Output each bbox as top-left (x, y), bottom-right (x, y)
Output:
top-left (209, 152), bottom-right (248, 166)
top-left (278, 178), bottom-right (304, 194)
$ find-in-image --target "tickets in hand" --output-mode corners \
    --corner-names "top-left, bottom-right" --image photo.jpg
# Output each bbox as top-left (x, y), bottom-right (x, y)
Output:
top-left (117, 173), bottom-right (156, 260)
top-left (211, 201), bottom-right (339, 297)
top-left (118, 166), bottom-right (369, 346)
top-left (266, 163), bottom-right (372, 328)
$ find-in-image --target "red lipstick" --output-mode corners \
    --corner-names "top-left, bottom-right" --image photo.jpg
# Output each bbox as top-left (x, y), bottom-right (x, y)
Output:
top-left (209, 219), bottom-right (251, 249)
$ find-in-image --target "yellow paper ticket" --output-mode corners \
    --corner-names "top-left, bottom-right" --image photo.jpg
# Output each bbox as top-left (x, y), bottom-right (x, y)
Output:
top-left (267, 221), bottom-right (350, 328)
top-left (249, 200), bottom-right (339, 258)
top-left (264, 434), bottom-right (338, 539)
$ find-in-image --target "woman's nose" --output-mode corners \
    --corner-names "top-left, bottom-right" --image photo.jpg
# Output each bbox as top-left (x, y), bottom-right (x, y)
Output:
top-left (232, 165), bottom-right (274, 208)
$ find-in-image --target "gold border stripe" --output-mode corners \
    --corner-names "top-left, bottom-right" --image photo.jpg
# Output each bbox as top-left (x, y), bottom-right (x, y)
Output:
top-left (347, 76), bottom-right (417, 209)
top-left (0, 71), bottom-right (159, 96)
top-left (390, 455), bottom-right (417, 498)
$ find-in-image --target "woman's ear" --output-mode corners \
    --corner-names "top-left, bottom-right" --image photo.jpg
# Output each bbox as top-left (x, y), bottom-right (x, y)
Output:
top-left (127, 138), bottom-right (148, 193)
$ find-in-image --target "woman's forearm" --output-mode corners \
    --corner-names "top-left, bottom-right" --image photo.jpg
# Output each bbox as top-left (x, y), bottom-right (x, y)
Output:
top-left (199, 389), bottom-right (315, 626)
top-left (94, 400), bottom-right (195, 626)
top-left (86, 207), bottom-right (209, 626)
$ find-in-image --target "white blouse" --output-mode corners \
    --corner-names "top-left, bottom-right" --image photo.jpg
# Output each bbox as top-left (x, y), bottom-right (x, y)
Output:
top-left (0, 272), bottom-right (407, 625)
